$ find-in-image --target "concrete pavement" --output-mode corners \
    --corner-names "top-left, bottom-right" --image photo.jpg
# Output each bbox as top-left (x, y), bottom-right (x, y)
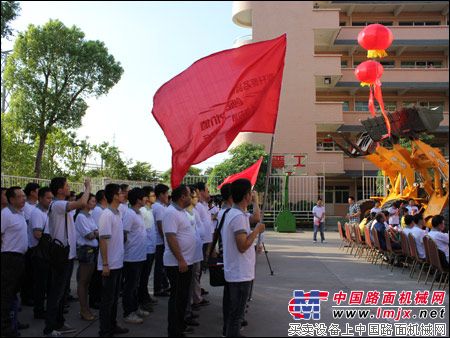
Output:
top-left (17, 230), bottom-right (449, 337)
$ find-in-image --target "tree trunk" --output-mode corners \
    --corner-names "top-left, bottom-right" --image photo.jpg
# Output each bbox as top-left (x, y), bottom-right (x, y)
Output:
top-left (34, 132), bottom-right (47, 178)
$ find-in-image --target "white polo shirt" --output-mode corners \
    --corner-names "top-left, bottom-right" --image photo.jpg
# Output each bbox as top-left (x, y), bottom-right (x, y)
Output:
top-left (140, 205), bottom-right (156, 255)
top-left (186, 208), bottom-right (204, 263)
top-left (118, 202), bottom-right (129, 219)
top-left (221, 206), bottom-right (256, 283)
top-left (163, 203), bottom-right (196, 266)
top-left (75, 211), bottom-right (98, 247)
top-left (428, 230), bottom-right (449, 263)
top-left (152, 201), bottom-right (166, 246)
top-left (195, 202), bottom-right (213, 244)
top-left (406, 205), bottom-right (419, 215)
top-left (91, 205), bottom-right (106, 226)
top-left (370, 207), bottom-right (381, 214)
top-left (1, 206), bottom-right (28, 254)
top-left (410, 225), bottom-right (426, 259)
top-left (23, 201), bottom-right (37, 247)
top-left (312, 205), bottom-right (325, 225)
top-left (29, 205), bottom-right (50, 248)
top-left (48, 199), bottom-right (77, 260)
top-left (123, 207), bottom-right (147, 262)
top-left (388, 206), bottom-right (400, 225)
top-left (97, 207), bottom-right (124, 270)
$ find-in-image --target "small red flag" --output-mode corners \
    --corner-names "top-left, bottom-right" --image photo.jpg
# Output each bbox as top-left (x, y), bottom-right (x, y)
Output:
top-left (152, 34), bottom-right (286, 188)
top-left (217, 157), bottom-right (264, 190)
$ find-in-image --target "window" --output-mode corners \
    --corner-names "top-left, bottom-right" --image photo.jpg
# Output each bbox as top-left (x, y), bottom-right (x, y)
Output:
top-left (399, 21), bottom-right (441, 26)
top-left (419, 101), bottom-right (445, 110)
top-left (355, 101), bottom-right (368, 112)
top-left (402, 101), bottom-right (416, 108)
top-left (325, 186), bottom-right (334, 204)
top-left (357, 186), bottom-right (363, 201)
top-left (399, 21), bottom-right (413, 26)
top-left (317, 135), bottom-right (341, 152)
top-left (425, 21), bottom-right (440, 26)
top-left (335, 186), bottom-right (350, 204)
top-left (400, 61), bottom-right (442, 68)
top-left (341, 60), bottom-right (348, 68)
top-left (353, 61), bottom-right (362, 68)
top-left (380, 60), bottom-right (395, 68)
top-left (375, 101), bottom-right (397, 112)
top-left (340, 21), bottom-right (347, 26)
top-left (342, 101), bottom-right (349, 112)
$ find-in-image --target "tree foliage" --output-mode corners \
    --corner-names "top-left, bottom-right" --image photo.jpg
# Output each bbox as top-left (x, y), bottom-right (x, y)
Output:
top-left (208, 142), bottom-right (268, 192)
top-left (1, 1), bottom-right (20, 40)
top-left (127, 161), bottom-right (159, 182)
top-left (4, 19), bottom-right (123, 177)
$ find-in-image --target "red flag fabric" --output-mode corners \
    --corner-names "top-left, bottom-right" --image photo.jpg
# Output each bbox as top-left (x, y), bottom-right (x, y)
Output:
top-left (152, 34), bottom-right (286, 188)
top-left (217, 157), bottom-right (264, 190)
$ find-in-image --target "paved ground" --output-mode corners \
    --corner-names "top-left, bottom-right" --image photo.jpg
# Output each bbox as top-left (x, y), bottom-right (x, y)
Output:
top-left (18, 230), bottom-right (449, 337)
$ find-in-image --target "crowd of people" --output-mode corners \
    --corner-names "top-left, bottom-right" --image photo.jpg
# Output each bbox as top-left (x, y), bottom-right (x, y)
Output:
top-left (347, 197), bottom-right (449, 268)
top-left (1, 177), bottom-right (264, 337)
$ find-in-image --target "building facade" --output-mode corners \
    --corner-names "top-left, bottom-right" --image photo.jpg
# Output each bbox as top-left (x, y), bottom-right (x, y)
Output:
top-left (231, 1), bottom-right (449, 216)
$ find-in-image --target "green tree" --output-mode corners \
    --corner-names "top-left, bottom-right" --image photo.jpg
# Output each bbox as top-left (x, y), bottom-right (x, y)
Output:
top-left (93, 142), bottom-right (130, 179)
top-left (208, 142), bottom-right (268, 191)
top-left (128, 161), bottom-right (159, 182)
top-left (161, 166), bottom-right (203, 184)
top-left (4, 19), bottom-right (123, 177)
top-left (1, 1), bottom-right (20, 40)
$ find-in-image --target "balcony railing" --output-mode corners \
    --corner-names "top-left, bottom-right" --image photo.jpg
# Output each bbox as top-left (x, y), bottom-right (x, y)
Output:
top-left (233, 34), bottom-right (253, 47)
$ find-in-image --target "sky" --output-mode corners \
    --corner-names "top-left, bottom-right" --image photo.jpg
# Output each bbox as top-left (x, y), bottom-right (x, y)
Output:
top-left (4, 1), bottom-right (251, 172)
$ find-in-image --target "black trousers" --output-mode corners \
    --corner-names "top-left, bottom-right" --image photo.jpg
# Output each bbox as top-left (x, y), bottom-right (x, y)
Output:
top-left (99, 268), bottom-right (122, 337)
top-left (154, 244), bottom-right (169, 293)
top-left (166, 265), bottom-right (193, 337)
top-left (1, 252), bottom-right (25, 336)
top-left (122, 261), bottom-right (144, 317)
top-left (223, 281), bottom-right (252, 337)
top-left (138, 253), bottom-right (155, 305)
top-left (31, 254), bottom-right (50, 316)
top-left (44, 259), bottom-right (73, 335)
top-left (20, 249), bottom-right (34, 304)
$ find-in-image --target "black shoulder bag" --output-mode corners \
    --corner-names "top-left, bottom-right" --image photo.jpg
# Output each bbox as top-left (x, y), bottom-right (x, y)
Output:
top-left (208, 208), bottom-right (231, 287)
top-left (31, 211), bottom-right (53, 262)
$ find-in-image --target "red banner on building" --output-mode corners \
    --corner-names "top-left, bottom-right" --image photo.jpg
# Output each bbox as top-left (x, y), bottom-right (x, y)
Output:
top-left (152, 34), bottom-right (286, 188)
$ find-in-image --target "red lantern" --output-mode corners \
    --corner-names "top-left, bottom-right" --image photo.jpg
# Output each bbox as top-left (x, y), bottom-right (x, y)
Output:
top-left (358, 24), bottom-right (393, 58)
top-left (354, 60), bottom-right (384, 86)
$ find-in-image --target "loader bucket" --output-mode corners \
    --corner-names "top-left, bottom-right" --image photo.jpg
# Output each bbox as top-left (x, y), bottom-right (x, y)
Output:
top-left (361, 106), bottom-right (443, 142)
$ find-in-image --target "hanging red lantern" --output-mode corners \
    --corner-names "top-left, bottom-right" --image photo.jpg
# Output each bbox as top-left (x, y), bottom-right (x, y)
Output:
top-left (354, 60), bottom-right (384, 86)
top-left (354, 61), bottom-right (391, 137)
top-left (358, 24), bottom-right (394, 58)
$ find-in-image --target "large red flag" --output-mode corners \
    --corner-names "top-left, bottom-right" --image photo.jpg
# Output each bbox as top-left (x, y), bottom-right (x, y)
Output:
top-left (152, 34), bottom-right (286, 188)
top-left (217, 157), bottom-right (263, 190)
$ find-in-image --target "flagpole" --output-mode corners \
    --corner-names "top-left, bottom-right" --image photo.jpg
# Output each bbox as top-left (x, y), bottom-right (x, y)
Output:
top-left (257, 132), bottom-right (275, 276)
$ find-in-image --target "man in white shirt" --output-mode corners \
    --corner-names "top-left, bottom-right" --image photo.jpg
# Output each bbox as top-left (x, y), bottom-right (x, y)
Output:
top-left (122, 188), bottom-right (149, 324)
top-left (195, 182), bottom-right (213, 258)
top-left (1, 186), bottom-right (27, 337)
top-left (92, 190), bottom-right (108, 226)
top-left (388, 201), bottom-right (401, 226)
top-left (153, 184), bottom-right (171, 297)
top-left (44, 177), bottom-right (91, 337)
top-left (312, 198), bottom-right (326, 243)
top-left (162, 185), bottom-right (196, 337)
top-left (22, 182), bottom-right (40, 306)
top-left (221, 179), bottom-right (265, 337)
top-left (118, 184), bottom-right (129, 218)
top-left (98, 183), bottom-right (129, 337)
top-left (29, 187), bottom-right (53, 320)
top-left (428, 215), bottom-right (449, 267)
top-left (370, 201), bottom-right (382, 214)
top-left (406, 199), bottom-right (419, 216)
top-left (138, 186), bottom-right (158, 312)
top-left (410, 214), bottom-right (427, 259)
top-left (402, 215), bottom-right (415, 238)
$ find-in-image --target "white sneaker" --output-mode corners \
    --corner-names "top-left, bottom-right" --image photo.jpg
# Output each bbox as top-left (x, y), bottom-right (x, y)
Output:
top-left (136, 307), bottom-right (151, 318)
top-left (322, 241), bottom-right (327, 244)
top-left (313, 240), bottom-right (317, 243)
top-left (45, 331), bottom-right (62, 337)
top-left (124, 312), bottom-right (144, 324)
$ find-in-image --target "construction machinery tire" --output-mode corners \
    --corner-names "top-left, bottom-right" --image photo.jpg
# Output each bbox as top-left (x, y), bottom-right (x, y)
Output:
top-left (356, 199), bottom-right (376, 222)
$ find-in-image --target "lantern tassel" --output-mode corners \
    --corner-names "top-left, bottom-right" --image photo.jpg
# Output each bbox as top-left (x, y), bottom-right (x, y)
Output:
top-left (373, 82), bottom-right (391, 138)
top-left (367, 49), bottom-right (388, 59)
top-left (368, 86), bottom-right (376, 117)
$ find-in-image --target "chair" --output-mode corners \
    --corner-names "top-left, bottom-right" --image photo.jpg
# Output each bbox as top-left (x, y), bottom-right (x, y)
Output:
top-left (354, 225), bottom-right (368, 258)
top-left (420, 236), bottom-right (433, 284)
top-left (399, 232), bottom-right (413, 274)
top-left (385, 231), bottom-right (403, 272)
top-left (364, 226), bottom-right (376, 262)
top-left (408, 233), bottom-right (426, 279)
top-left (427, 238), bottom-right (449, 291)
top-left (337, 221), bottom-right (348, 249)
top-left (344, 223), bottom-right (355, 254)
top-left (371, 227), bottom-right (387, 268)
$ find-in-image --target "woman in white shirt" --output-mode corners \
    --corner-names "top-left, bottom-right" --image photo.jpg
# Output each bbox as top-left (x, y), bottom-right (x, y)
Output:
top-left (74, 193), bottom-right (98, 321)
